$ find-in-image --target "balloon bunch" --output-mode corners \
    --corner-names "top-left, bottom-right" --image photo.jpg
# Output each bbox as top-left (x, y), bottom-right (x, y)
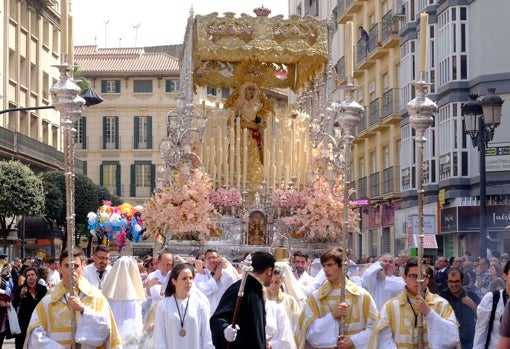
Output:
top-left (87, 201), bottom-right (146, 252)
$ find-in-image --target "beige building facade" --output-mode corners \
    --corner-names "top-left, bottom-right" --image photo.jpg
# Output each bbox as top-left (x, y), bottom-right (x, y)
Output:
top-left (289, 0), bottom-right (402, 258)
top-left (0, 0), bottom-right (73, 172)
top-left (290, 0), bottom-right (510, 259)
top-left (74, 45), bottom-right (184, 205)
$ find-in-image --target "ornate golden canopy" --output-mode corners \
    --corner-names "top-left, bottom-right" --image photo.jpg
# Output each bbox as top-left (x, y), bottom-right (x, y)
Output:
top-left (193, 9), bottom-right (328, 91)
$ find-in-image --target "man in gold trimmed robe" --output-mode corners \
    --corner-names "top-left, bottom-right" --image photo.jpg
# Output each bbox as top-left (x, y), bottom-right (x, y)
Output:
top-left (369, 257), bottom-right (459, 348)
top-left (296, 247), bottom-right (378, 349)
top-left (25, 249), bottom-right (122, 349)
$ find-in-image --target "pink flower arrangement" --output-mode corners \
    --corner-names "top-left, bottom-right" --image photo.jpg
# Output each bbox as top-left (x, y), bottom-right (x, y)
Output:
top-left (283, 176), bottom-right (360, 241)
top-left (143, 169), bottom-right (215, 241)
top-left (272, 188), bottom-right (306, 209)
top-left (209, 187), bottom-right (243, 208)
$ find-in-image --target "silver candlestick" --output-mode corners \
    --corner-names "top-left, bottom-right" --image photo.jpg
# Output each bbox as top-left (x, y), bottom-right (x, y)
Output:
top-left (406, 71), bottom-right (437, 349)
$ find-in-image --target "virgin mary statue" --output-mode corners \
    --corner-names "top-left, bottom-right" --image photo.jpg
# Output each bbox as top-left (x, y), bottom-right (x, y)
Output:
top-left (224, 81), bottom-right (274, 186)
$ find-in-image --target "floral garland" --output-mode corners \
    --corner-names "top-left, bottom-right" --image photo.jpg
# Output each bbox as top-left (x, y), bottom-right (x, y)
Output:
top-left (209, 187), bottom-right (243, 208)
top-left (271, 188), bottom-right (306, 210)
top-left (143, 169), bottom-right (215, 241)
top-left (283, 176), bottom-right (360, 241)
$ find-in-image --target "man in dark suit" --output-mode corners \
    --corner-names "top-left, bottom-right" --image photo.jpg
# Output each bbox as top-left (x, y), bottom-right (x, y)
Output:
top-left (210, 252), bottom-right (275, 349)
top-left (434, 256), bottom-right (449, 291)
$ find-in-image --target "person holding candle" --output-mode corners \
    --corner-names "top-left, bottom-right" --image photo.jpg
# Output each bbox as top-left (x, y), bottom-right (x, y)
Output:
top-left (224, 81), bottom-right (273, 186)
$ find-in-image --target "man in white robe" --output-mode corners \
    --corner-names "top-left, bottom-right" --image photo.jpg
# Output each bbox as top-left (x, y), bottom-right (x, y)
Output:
top-left (25, 249), bottom-right (122, 349)
top-left (145, 252), bottom-right (174, 302)
top-left (361, 253), bottom-right (405, 310)
top-left (369, 257), bottom-right (459, 348)
top-left (296, 247), bottom-right (378, 349)
top-left (292, 251), bottom-right (315, 295)
top-left (194, 249), bottom-right (236, 314)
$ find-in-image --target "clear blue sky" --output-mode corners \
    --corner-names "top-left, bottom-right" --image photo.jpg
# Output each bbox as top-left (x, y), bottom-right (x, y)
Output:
top-left (72, 0), bottom-right (289, 48)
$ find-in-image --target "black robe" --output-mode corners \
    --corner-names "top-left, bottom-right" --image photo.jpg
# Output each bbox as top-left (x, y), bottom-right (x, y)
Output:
top-left (210, 274), bottom-right (266, 349)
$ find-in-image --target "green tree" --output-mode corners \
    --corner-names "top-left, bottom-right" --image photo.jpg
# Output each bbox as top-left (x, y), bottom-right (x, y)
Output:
top-left (42, 171), bottom-right (99, 250)
top-left (0, 161), bottom-right (45, 250)
top-left (97, 186), bottom-right (123, 206)
top-left (73, 65), bottom-right (90, 90)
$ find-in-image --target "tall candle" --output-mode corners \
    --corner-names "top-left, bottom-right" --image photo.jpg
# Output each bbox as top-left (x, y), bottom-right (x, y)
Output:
top-left (263, 128), bottom-right (268, 181)
top-left (210, 141), bottom-right (215, 166)
top-left (217, 140), bottom-right (222, 188)
top-left (345, 21), bottom-right (354, 77)
top-left (224, 137), bottom-right (229, 188)
top-left (272, 165), bottom-right (277, 189)
top-left (212, 165), bottom-right (217, 187)
top-left (284, 165), bottom-right (289, 190)
top-left (229, 129), bottom-right (235, 187)
top-left (264, 149), bottom-right (270, 180)
top-left (296, 139), bottom-right (301, 179)
top-left (419, 12), bottom-right (428, 73)
top-left (243, 129), bottom-right (248, 190)
top-left (236, 120), bottom-right (241, 189)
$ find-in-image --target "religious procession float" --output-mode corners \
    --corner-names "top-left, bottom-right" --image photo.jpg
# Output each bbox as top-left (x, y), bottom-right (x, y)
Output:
top-left (95, 7), bottom-right (364, 260)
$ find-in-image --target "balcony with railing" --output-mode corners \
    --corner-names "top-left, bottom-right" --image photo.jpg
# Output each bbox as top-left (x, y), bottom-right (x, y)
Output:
top-left (380, 10), bottom-right (400, 48)
top-left (337, 0), bottom-right (367, 24)
top-left (369, 172), bottom-right (381, 197)
top-left (369, 98), bottom-right (380, 126)
top-left (382, 166), bottom-right (400, 195)
top-left (357, 176), bottom-right (368, 197)
top-left (381, 89), bottom-right (401, 124)
top-left (356, 29), bottom-right (378, 69)
top-left (356, 114), bottom-right (367, 135)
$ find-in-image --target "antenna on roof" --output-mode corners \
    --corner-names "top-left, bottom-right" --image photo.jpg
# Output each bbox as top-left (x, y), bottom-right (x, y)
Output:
top-left (132, 23), bottom-right (141, 47)
top-left (103, 20), bottom-right (109, 48)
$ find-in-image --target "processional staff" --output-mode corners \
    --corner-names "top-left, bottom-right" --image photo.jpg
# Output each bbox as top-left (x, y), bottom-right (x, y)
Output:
top-left (336, 19), bottom-right (364, 337)
top-left (50, 63), bottom-right (85, 349)
top-left (226, 254), bottom-right (253, 349)
top-left (406, 12), bottom-right (436, 349)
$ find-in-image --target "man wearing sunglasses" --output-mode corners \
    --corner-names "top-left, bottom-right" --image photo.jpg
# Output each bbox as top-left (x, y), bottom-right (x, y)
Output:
top-left (369, 257), bottom-right (459, 348)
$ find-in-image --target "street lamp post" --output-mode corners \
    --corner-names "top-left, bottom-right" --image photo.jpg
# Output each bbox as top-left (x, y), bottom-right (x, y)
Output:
top-left (462, 89), bottom-right (504, 259)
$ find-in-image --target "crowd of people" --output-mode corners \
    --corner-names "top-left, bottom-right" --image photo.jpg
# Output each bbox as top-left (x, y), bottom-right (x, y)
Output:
top-left (1, 247), bottom-right (510, 348)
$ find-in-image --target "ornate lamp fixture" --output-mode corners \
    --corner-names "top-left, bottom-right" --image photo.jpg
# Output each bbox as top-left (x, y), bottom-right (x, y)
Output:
top-left (158, 11), bottom-right (208, 187)
top-left (158, 109), bottom-right (207, 185)
top-left (463, 89), bottom-right (504, 148)
top-left (462, 89), bottom-right (504, 258)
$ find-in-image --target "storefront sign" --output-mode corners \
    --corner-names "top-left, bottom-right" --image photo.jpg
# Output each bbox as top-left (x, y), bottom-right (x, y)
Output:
top-left (440, 206), bottom-right (458, 232)
top-left (486, 146), bottom-right (510, 172)
top-left (448, 205), bottom-right (510, 231)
